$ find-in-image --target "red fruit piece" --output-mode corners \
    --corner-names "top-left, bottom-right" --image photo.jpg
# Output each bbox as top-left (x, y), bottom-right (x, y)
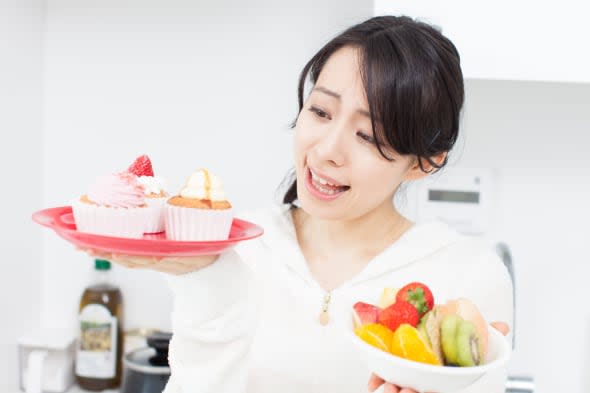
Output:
top-left (378, 301), bottom-right (420, 332)
top-left (395, 282), bottom-right (434, 317)
top-left (128, 155), bottom-right (154, 177)
top-left (352, 302), bottom-right (380, 328)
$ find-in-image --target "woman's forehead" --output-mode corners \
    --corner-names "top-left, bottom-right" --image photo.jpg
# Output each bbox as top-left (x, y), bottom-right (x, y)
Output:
top-left (315, 47), bottom-right (368, 107)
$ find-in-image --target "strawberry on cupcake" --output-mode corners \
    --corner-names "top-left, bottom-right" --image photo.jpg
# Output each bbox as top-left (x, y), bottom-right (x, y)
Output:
top-left (127, 155), bottom-right (168, 234)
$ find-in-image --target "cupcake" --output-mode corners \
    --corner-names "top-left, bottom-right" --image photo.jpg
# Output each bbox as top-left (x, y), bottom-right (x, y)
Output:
top-left (72, 172), bottom-right (150, 239)
top-left (164, 168), bottom-right (233, 241)
top-left (127, 155), bottom-right (168, 233)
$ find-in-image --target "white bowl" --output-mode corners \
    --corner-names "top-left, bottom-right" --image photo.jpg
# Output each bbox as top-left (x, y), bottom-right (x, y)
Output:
top-left (349, 324), bottom-right (511, 393)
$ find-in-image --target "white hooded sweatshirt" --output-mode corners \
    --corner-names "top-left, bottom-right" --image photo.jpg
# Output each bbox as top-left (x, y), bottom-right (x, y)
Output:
top-left (163, 204), bottom-right (513, 393)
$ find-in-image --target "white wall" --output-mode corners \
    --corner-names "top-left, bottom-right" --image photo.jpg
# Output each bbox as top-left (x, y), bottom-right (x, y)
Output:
top-left (456, 80), bottom-right (590, 393)
top-left (0, 1), bottom-right (44, 391)
top-left (40, 0), bottom-right (372, 338)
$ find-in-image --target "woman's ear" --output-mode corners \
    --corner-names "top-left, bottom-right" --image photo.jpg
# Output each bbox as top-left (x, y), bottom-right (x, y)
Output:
top-left (403, 152), bottom-right (448, 181)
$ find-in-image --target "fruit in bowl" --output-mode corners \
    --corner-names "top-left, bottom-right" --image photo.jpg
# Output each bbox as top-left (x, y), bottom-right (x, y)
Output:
top-left (350, 282), bottom-right (511, 393)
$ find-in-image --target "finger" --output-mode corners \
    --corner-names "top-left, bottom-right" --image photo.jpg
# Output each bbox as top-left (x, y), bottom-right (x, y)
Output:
top-left (151, 260), bottom-right (193, 275)
top-left (111, 254), bottom-right (158, 266)
top-left (490, 321), bottom-right (510, 336)
top-left (156, 257), bottom-right (216, 274)
top-left (113, 259), bottom-right (139, 269)
top-left (85, 248), bottom-right (113, 260)
top-left (161, 255), bottom-right (216, 266)
top-left (399, 388), bottom-right (417, 393)
top-left (383, 383), bottom-right (400, 393)
top-left (106, 254), bottom-right (134, 265)
top-left (140, 259), bottom-right (198, 275)
top-left (108, 255), bottom-right (186, 274)
top-left (173, 258), bottom-right (216, 271)
top-left (105, 256), bottom-right (147, 269)
top-left (368, 373), bottom-right (385, 392)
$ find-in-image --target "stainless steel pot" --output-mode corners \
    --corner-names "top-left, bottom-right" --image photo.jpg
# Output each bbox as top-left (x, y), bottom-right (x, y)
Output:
top-left (120, 332), bottom-right (172, 393)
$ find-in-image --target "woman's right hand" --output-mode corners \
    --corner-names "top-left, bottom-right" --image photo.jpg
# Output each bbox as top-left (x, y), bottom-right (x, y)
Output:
top-left (83, 249), bottom-right (219, 275)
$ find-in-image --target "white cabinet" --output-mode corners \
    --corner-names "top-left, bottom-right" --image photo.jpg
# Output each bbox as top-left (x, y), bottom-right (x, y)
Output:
top-left (374, 0), bottom-right (590, 83)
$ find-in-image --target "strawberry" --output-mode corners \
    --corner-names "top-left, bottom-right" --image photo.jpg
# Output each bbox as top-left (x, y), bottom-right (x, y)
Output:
top-left (395, 282), bottom-right (434, 317)
top-left (352, 302), bottom-right (380, 328)
top-left (378, 301), bottom-right (420, 332)
top-left (128, 155), bottom-right (154, 177)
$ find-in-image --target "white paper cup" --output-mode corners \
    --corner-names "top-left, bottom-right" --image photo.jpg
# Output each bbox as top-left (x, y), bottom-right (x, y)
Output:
top-left (72, 199), bottom-right (150, 239)
top-left (144, 197), bottom-right (167, 234)
top-left (164, 204), bottom-right (233, 241)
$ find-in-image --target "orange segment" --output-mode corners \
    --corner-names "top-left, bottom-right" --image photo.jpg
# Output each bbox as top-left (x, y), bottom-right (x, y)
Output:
top-left (390, 324), bottom-right (442, 366)
top-left (354, 323), bottom-right (394, 352)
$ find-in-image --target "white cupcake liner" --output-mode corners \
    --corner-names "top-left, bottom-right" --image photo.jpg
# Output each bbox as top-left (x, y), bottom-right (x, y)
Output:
top-left (71, 199), bottom-right (150, 239)
top-left (164, 204), bottom-right (233, 241)
top-left (144, 197), bottom-right (167, 234)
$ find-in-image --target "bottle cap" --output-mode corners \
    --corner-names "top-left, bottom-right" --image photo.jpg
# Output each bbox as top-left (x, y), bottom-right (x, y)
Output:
top-left (95, 259), bottom-right (111, 270)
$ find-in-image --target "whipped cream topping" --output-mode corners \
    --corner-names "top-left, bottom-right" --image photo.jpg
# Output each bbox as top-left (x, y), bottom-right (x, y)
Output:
top-left (137, 175), bottom-right (167, 196)
top-left (179, 168), bottom-right (226, 201)
top-left (87, 172), bottom-right (145, 208)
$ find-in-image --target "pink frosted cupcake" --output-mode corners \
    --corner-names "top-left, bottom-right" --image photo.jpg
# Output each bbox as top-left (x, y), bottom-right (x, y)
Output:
top-left (164, 168), bottom-right (233, 241)
top-left (127, 155), bottom-right (168, 234)
top-left (72, 172), bottom-right (150, 238)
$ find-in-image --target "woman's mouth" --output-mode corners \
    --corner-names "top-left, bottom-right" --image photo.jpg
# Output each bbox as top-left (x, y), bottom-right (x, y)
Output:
top-left (305, 167), bottom-right (350, 201)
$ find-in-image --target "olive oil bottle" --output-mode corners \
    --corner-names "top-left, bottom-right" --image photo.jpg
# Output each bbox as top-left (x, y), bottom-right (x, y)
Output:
top-left (75, 259), bottom-right (123, 390)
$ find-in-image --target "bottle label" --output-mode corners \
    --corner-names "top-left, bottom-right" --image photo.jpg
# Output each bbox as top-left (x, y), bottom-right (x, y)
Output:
top-left (75, 304), bottom-right (117, 378)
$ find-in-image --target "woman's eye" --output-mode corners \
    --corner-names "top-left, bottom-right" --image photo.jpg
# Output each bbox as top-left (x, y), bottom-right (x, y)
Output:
top-left (308, 106), bottom-right (330, 120)
top-left (356, 131), bottom-right (376, 144)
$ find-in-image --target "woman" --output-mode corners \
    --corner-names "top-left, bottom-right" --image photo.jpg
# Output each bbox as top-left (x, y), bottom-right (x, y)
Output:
top-left (92, 15), bottom-right (512, 393)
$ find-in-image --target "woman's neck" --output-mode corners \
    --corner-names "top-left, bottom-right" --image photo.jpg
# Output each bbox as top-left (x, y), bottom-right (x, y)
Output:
top-left (292, 201), bottom-right (413, 261)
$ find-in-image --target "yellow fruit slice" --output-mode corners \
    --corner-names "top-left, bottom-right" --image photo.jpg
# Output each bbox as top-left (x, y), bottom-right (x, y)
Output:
top-left (378, 287), bottom-right (399, 308)
top-left (390, 324), bottom-right (442, 366)
top-left (355, 323), bottom-right (394, 352)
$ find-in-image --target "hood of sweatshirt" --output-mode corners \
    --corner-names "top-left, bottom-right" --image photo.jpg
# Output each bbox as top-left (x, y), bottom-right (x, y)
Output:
top-left (249, 203), bottom-right (463, 289)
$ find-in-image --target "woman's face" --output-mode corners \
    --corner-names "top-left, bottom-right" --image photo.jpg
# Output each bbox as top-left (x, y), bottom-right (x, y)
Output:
top-left (294, 46), bottom-right (424, 221)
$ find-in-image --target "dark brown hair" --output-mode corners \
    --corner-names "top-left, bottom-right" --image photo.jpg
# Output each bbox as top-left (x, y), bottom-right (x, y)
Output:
top-left (283, 15), bottom-right (464, 205)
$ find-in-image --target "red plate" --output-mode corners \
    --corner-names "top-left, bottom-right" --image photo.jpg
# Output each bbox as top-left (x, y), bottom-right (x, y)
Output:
top-left (32, 206), bottom-right (264, 257)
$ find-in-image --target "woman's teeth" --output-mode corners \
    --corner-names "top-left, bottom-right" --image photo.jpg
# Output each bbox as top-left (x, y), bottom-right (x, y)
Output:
top-left (310, 169), bottom-right (340, 187)
top-left (309, 169), bottom-right (349, 195)
top-left (313, 182), bottom-right (339, 195)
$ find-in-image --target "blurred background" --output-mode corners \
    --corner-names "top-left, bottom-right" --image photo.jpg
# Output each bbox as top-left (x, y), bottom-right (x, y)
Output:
top-left (1, 0), bottom-right (589, 392)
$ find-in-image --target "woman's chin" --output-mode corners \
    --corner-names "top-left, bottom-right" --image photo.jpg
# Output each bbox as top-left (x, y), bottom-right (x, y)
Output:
top-left (296, 193), bottom-right (351, 221)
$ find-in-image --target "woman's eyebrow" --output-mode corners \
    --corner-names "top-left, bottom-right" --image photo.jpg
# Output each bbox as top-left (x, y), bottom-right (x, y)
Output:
top-left (313, 85), bottom-right (341, 99)
top-left (312, 85), bottom-right (371, 119)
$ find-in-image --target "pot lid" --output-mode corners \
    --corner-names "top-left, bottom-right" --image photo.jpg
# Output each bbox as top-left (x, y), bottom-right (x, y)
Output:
top-left (124, 347), bottom-right (170, 375)
top-left (124, 331), bottom-right (172, 375)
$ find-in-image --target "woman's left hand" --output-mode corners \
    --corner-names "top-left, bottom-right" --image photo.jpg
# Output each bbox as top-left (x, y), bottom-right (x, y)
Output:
top-left (367, 374), bottom-right (427, 393)
top-left (367, 321), bottom-right (510, 393)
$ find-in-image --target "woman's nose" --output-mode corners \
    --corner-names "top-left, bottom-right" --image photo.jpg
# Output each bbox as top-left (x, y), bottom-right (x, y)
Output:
top-left (312, 123), bottom-right (348, 167)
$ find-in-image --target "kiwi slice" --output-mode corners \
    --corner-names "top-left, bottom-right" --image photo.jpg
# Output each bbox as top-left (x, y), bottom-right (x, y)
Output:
top-left (440, 314), bottom-right (461, 365)
top-left (455, 320), bottom-right (483, 366)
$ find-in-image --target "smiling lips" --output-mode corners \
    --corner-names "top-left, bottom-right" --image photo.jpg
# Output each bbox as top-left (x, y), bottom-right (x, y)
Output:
top-left (306, 167), bottom-right (350, 200)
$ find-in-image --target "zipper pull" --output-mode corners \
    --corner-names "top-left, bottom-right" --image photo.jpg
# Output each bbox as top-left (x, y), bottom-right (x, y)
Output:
top-left (319, 291), bottom-right (332, 326)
